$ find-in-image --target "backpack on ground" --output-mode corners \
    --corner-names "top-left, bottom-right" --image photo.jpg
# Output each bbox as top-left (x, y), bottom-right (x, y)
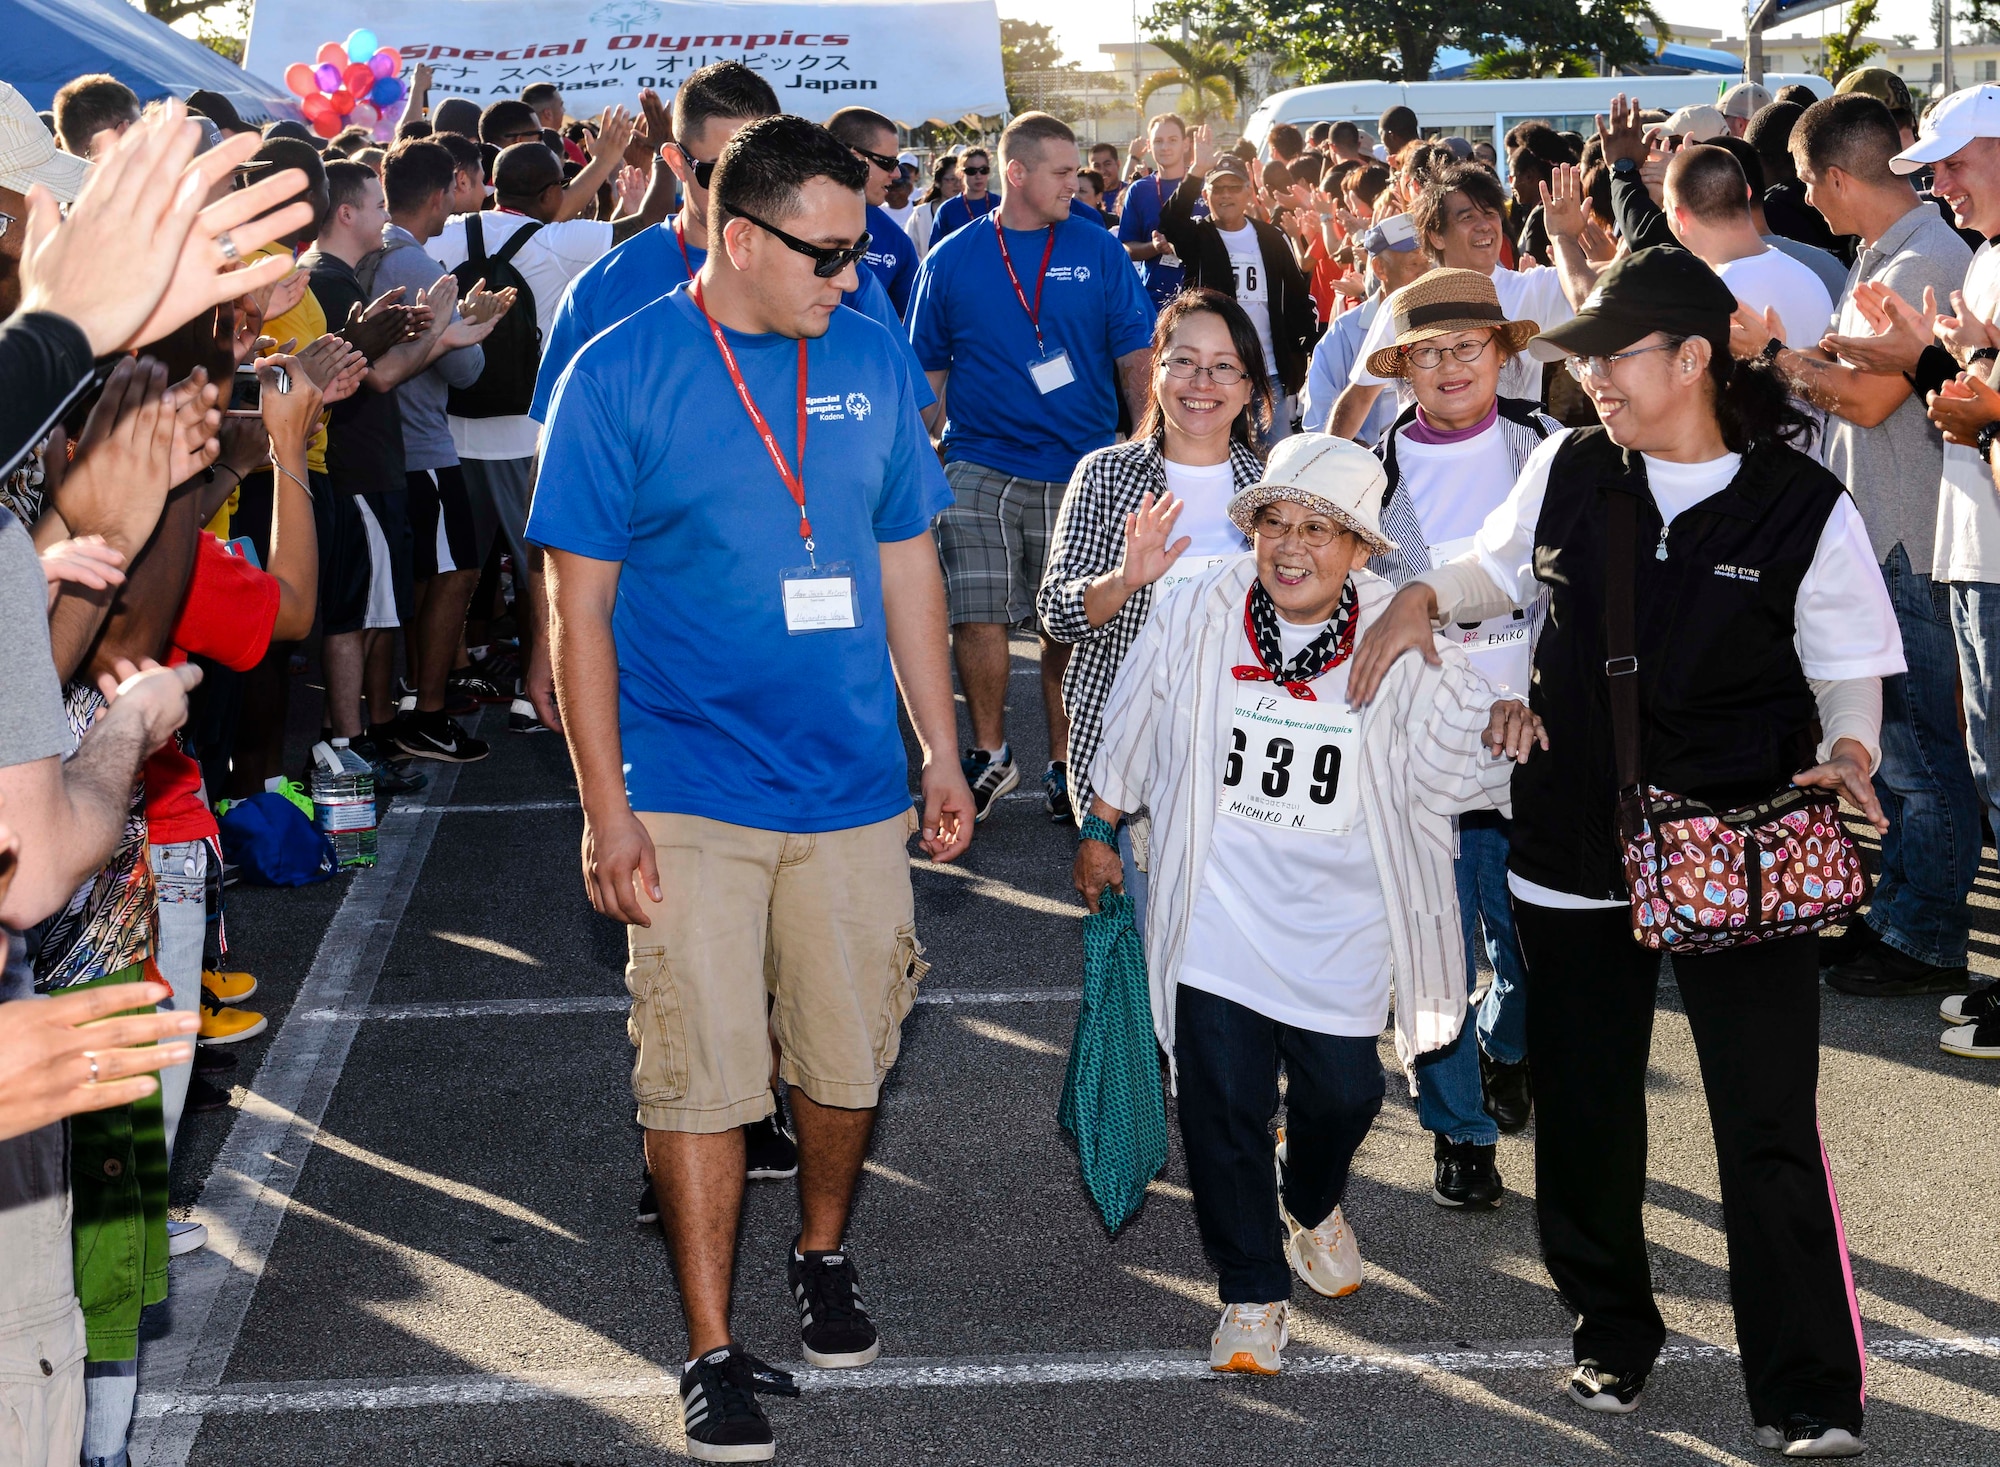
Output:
top-left (446, 214), bottom-right (543, 419)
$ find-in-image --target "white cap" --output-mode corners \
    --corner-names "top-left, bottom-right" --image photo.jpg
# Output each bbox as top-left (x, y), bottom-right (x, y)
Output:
top-left (1891, 84), bottom-right (2000, 172)
top-left (0, 82), bottom-right (89, 203)
top-left (1664, 104), bottom-right (1728, 142)
top-left (1719, 81), bottom-right (1772, 120)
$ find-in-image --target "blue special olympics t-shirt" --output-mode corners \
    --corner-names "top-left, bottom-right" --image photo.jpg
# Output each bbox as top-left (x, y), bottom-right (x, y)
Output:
top-left (933, 191), bottom-right (999, 240)
top-left (529, 287), bottom-right (951, 832)
top-left (529, 213), bottom-right (932, 423)
top-left (1117, 172), bottom-right (1205, 310)
top-left (909, 214), bottom-right (1155, 484)
top-left (862, 202), bottom-right (918, 316)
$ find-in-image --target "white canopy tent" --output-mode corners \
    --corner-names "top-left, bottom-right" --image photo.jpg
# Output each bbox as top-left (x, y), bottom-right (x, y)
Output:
top-left (245, 0), bottom-right (1006, 126)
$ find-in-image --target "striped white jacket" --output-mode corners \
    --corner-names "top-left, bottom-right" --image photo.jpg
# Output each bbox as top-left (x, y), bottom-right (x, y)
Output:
top-left (1090, 556), bottom-right (1519, 1088)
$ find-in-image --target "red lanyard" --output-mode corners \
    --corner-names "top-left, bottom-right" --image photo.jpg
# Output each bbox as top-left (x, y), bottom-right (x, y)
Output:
top-left (672, 212), bottom-right (695, 278)
top-left (993, 213), bottom-right (1058, 354)
top-left (690, 281), bottom-right (813, 548)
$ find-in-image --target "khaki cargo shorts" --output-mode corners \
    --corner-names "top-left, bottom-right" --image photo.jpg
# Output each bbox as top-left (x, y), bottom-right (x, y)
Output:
top-left (625, 807), bottom-right (928, 1133)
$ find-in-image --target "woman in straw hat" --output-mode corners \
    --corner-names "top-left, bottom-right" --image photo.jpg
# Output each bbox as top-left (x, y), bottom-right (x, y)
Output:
top-left (1073, 432), bottom-right (1545, 1377)
top-left (1365, 267), bottom-right (1559, 1210)
top-left (1350, 246), bottom-right (1900, 1455)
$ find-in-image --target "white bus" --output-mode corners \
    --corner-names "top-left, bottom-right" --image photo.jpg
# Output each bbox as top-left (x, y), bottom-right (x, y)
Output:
top-left (1242, 74), bottom-right (1832, 171)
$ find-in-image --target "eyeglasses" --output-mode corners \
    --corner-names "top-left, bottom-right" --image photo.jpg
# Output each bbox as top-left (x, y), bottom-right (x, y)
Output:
top-left (673, 141), bottom-right (719, 190)
top-left (851, 142), bottom-right (900, 173)
top-left (961, 165), bottom-right (991, 176)
top-left (730, 207), bottom-right (873, 278)
top-left (1251, 508), bottom-right (1345, 547)
top-left (1402, 334), bottom-right (1494, 370)
top-left (1160, 355), bottom-right (1249, 385)
top-left (1563, 340), bottom-right (1681, 381)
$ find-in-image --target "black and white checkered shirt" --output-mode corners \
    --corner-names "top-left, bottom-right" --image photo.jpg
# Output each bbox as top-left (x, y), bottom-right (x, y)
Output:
top-left (1037, 434), bottom-right (1265, 823)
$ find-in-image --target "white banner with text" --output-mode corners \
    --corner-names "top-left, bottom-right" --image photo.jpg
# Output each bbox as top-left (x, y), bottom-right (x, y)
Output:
top-left (246, 0), bottom-right (1006, 124)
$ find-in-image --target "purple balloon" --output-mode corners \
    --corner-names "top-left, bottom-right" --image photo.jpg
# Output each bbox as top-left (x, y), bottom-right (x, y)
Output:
top-left (372, 114), bottom-right (397, 143)
top-left (369, 48), bottom-right (398, 79)
top-left (369, 76), bottom-right (405, 107)
top-left (314, 62), bottom-right (342, 93)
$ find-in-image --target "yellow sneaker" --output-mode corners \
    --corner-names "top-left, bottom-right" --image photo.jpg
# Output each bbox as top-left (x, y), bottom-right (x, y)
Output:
top-left (201, 968), bottom-right (258, 1003)
top-left (198, 989), bottom-right (267, 1045)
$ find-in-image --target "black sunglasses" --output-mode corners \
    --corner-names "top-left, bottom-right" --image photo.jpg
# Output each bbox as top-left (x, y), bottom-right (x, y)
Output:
top-left (673, 141), bottom-right (718, 189)
top-left (851, 142), bottom-right (900, 173)
top-left (731, 207), bottom-right (872, 278)
top-left (961, 164), bottom-right (991, 176)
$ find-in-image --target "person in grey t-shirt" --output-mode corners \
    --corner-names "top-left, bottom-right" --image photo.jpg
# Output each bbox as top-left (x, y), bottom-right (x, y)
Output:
top-left (374, 140), bottom-right (509, 765)
top-left (1747, 94), bottom-right (1982, 991)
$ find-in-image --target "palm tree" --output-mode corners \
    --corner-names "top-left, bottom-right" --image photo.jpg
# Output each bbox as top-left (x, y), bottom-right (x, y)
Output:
top-left (1136, 38), bottom-right (1247, 127)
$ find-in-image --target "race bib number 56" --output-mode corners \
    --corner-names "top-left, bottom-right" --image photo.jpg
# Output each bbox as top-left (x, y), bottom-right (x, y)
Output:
top-left (1218, 681), bottom-right (1361, 834)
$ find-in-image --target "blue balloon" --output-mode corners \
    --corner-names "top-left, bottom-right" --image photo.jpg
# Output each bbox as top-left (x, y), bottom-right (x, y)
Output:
top-left (369, 76), bottom-right (406, 108)
top-left (347, 28), bottom-right (379, 65)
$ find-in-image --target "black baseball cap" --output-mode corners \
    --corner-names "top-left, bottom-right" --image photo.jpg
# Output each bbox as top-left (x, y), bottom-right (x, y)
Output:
top-left (1527, 246), bottom-right (1737, 363)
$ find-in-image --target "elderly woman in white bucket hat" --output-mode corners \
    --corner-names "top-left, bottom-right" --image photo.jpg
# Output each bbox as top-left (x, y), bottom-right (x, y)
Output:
top-left (1072, 432), bottom-right (1544, 1377)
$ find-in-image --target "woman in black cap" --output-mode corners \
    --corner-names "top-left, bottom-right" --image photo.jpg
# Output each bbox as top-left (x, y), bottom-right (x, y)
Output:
top-left (1350, 246), bottom-right (1903, 1459)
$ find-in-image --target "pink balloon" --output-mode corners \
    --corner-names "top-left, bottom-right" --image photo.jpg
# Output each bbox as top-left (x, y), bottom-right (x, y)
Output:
top-left (370, 48), bottom-right (399, 80)
top-left (380, 96), bottom-right (407, 123)
top-left (352, 101), bottom-right (379, 128)
top-left (372, 115), bottom-right (397, 144)
top-left (314, 62), bottom-right (342, 93)
top-left (285, 62), bottom-right (317, 98)
top-left (316, 41), bottom-right (348, 67)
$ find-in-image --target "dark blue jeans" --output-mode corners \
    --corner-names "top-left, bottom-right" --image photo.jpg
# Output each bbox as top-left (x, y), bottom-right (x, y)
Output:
top-left (1415, 813), bottom-right (1529, 1146)
top-left (1871, 546), bottom-right (1979, 968)
top-left (1173, 983), bottom-right (1384, 1303)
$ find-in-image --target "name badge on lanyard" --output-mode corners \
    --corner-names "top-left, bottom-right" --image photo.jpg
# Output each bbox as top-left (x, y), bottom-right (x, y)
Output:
top-left (692, 282), bottom-right (859, 635)
top-left (1219, 680), bottom-right (1362, 835)
top-left (1429, 535), bottom-right (1531, 693)
top-left (995, 215), bottom-right (1073, 395)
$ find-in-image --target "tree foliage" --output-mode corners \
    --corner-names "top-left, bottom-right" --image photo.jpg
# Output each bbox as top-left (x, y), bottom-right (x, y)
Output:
top-left (1823, 0), bottom-right (1882, 81)
top-left (1000, 18), bottom-right (1077, 114)
top-left (1136, 38), bottom-right (1247, 125)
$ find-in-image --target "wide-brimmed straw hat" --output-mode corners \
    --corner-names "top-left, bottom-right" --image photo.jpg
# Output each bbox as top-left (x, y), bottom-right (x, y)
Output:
top-left (1226, 434), bottom-right (1397, 555)
top-left (1363, 268), bottom-right (1539, 380)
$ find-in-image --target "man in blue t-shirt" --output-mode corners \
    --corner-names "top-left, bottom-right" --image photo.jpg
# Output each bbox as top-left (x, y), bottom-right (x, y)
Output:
top-left (932, 146), bottom-right (998, 239)
top-left (532, 116), bottom-right (972, 1463)
top-left (529, 66), bottom-right (930, 427)
top-left (828, 105), bottom-right (918, 316)
top-left (907, 111), bottom-right (1155, 825)
top-left (1118, 112), bottom-right (1205, 310)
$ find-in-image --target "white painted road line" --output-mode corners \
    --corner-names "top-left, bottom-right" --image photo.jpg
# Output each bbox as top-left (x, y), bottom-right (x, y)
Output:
top-left (290, 988), bottom-right (1086, 1023)
top-left (387, 799), bottom-right (580, 815)
top-left (132, 1333), bottom-right (2000, 1420)
top-left (131, 752), bottom-right (474, 1467)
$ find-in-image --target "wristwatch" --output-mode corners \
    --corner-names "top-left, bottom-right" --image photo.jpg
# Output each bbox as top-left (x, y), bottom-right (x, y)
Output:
top-left (1970, 346), bottom-right (2000, 365)
top-left (1612, 156), bottom-right (1640, 179)
top-left (1977, 419), bottom-right (2000, 456)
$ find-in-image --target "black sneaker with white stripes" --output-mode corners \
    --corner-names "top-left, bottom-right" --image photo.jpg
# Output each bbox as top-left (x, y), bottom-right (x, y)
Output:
top-left (678, 1345), bottom-right (797, 1463)
top-left (394, 712), bottom-right (490, 763)
top-left (1941, 981), bottom-right (2000, 1025)
top-left (1754, 1414), bottom-right (1866, 1458)
top-left (1567, 1359), bottom-right (1645, 1414)
top-left (787, 1238), bottom-right (880, 1368)
top-left (960, 747), bottom-right (1019, 822)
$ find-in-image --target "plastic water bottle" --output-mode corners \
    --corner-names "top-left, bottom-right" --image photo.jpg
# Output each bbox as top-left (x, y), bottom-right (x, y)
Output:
top-left (310, 739), bottom-right (378, 869)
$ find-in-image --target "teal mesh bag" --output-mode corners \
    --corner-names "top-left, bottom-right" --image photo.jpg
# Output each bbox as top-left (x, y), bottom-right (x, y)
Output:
top-left (1059, 890), bottom-right (1168, 1232)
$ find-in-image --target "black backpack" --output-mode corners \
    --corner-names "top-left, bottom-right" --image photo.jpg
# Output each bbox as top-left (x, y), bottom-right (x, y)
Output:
top-left (446, 214), bottom-right (543, 419)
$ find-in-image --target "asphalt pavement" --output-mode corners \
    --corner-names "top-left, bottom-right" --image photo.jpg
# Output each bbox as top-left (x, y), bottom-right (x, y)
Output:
top-left (132, 635), bottom-right (2000, 1466)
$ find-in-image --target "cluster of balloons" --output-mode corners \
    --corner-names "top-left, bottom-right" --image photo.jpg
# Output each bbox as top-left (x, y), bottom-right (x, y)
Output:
top-left (283, 29), bottom-right (409, 142)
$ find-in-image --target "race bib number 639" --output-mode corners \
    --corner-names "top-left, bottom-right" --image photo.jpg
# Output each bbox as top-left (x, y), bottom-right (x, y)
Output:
top-left (1218, 681), bottom-right (1361, 834)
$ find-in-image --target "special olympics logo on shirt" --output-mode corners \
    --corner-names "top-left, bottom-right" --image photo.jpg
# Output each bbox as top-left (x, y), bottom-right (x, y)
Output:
top-left (1075, 265), bottom-right (1092, 282)
top-left (845, 392), bottom-right (872, 420)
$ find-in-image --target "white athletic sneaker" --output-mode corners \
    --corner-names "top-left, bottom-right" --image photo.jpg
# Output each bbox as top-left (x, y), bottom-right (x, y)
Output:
top-left (1939, 1018), bottom-right (2000, 1059)
top-left (1754, 1417), bottom-right (1866, 1457)
top-left (1284, 1202), bottom-right (1363, 1298)
top-left (167, 1219), bottom-right (208, 1256)
top-left (1210, 1301), bottom-right (1288, 1375)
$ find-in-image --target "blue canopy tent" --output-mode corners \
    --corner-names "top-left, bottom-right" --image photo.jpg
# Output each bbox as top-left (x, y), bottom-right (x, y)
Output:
top-left (3, 0), bottom-right (296, 124)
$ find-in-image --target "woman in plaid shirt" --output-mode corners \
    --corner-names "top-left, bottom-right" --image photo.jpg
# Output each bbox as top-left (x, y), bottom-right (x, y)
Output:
top-left (1037, 290), bottom-right (1271, 914)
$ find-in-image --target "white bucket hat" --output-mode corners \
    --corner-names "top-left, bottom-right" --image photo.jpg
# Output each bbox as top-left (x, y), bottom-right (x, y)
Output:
top-left (0, 82), bottom-right (90, 204)
top-left (1226, 434), bottom-right (1397, 554)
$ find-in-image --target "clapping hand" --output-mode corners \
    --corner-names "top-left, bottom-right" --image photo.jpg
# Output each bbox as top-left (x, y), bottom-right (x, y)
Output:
top-left (296, 333), bottom-right (368, 405)
top-left (1732, 301), bottom-right (1786, 360)
top-left (1821, 281), bottom-right (1935, 373)
top-left (52, 356), bottom-right (176, 556)
top-left (1935, 287), bottom-right (1998, 360)
top-left (168, 367), bottom-right (222, 485)
top-left (1926, 372), bottom-right (2000, 447)
top-left (340, 290), bottom-right (419, 360)
top-left (460, 282), bottom-right (518, 328)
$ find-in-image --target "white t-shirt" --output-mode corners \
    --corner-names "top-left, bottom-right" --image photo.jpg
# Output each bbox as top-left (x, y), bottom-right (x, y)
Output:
top-left (1217, 222), bottom-right (1277, 380)
top-left (882, 201), bottom-right (917, 229)
top-left (1154, 457), bottom-right (1249, 602)
top-left (1394, 420), bottom-right (1537, 695)
top-left (1353, 263), bottom-right (1575, 402)
top-left (1934, 241), bottom-right (2000, 583)
top-left (431, 212), bottom-right (615, 461)
top-left (1462, 429), bottom-right (1909, 909)
top-left (1713, 247), bottom-right (1834, 349)
top-left (1179, 620), bottom-right (1392, 1035)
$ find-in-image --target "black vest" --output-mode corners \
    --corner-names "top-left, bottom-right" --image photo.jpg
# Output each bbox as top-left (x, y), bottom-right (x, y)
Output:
top-left (1510, 428), bottom-right (1846, 900)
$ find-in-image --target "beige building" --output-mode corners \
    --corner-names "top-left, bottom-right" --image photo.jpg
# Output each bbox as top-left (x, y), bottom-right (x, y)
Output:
top-left (1710, 31), bottom-right (2000, 98)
